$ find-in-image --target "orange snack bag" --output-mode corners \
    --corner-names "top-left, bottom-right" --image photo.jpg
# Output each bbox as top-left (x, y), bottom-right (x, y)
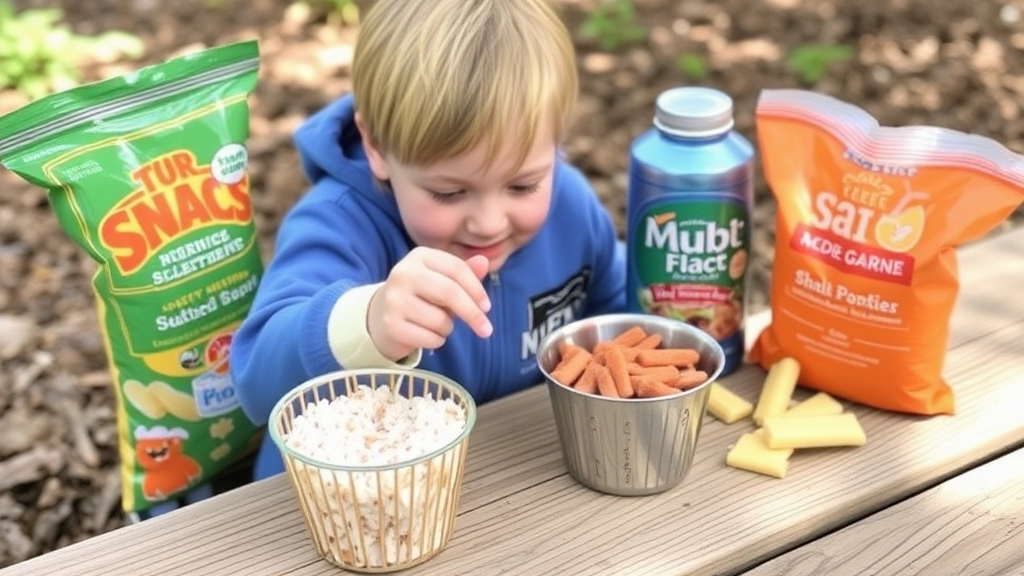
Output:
top-left (751, 90), bottom-right (1024, 415)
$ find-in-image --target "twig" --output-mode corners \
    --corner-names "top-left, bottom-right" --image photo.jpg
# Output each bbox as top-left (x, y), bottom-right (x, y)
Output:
top-left (0, 448), bottom-right (65, 492)
top-left (76, 370), bottom-right (112, 389)
top-left (13, 361), bottom-right (48, 394)
top-left (92, 470), bottom-right (122, 532)
top-left (57, 396), bottom-right (101, 468)
top-left (0, 520), bottom-right (35, 564)
top-left (32, 500), bottom-right (73, 549)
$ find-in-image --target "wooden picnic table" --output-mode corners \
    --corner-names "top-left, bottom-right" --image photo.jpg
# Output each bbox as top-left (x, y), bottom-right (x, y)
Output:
top-left (3, 226), bottom-right (1023, 576)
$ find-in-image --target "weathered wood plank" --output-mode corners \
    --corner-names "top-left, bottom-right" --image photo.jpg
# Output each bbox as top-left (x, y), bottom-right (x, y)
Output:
top-left (0, 383), bottom-right (558, 576)
top-left (743, 447), bottom-right (1024, 576)
top-left (2, 227), bottom-right (1021, 576)
top-left (403, 318), bottom-right (1024, 576)
top-left (942, 230), bottom-right (1024, 349)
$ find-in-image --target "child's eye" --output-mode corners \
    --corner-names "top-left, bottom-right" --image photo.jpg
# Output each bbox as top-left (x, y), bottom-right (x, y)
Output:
top-left (427, 189), bottom-right (465, 204)
top-left (510, 183), bottom-right (540, 195)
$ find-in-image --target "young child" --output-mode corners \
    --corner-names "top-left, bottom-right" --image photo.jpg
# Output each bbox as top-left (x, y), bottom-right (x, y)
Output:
top-left (231, 0), bottom-right (625, 480)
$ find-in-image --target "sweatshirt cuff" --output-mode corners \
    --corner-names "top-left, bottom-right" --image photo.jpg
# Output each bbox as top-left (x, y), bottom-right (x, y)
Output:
top-left (327, 283), bottom-right (422, 369)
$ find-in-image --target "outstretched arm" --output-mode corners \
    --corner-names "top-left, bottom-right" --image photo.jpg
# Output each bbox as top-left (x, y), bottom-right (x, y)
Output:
top-left (229, 190), bottom-right (386, 425)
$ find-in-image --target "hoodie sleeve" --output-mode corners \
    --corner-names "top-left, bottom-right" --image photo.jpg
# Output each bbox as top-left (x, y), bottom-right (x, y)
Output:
top-left (229, 184), bottom-right (401, 426)
top-left (557, 163), bottom-right (627, 315)
top-left (325, 282), bottom-right (422, 368)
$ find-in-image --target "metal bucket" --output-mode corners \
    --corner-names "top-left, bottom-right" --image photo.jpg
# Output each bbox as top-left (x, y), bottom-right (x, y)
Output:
top-left (538, 314), bottom-right (725, 496)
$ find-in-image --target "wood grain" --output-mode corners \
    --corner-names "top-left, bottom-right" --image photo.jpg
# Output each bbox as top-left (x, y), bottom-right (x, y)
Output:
top-left (406, 320), bottom-right (1024, 576)
top-left (3, 227), bottom-right (1022, 576)
top-left (744, 448), bottom-right (1024, 576)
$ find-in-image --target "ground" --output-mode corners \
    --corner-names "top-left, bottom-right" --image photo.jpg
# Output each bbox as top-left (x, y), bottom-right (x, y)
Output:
top-left (1, 0), bottom-right (1023, 567)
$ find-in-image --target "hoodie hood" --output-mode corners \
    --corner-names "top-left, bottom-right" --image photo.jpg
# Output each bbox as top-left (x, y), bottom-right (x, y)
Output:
top-left (292, 94), bottom-right (400, 217)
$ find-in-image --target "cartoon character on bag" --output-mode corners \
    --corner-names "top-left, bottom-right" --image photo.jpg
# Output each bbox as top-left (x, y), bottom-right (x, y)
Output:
top-left (135, 425), bottom-right (203, 501)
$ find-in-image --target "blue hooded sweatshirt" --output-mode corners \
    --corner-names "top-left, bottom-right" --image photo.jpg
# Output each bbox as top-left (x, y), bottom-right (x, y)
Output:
top-left (231, 94), bottom-right (625, 479)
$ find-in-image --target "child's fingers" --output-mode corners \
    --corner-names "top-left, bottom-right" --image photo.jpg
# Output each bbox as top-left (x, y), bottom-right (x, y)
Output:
top-left (416, 258), bottom-right (492, 337)
top-left (401, 299), bottom-right (455, 344)
top-left (465, 254), bottom-right (490, 281)
top-left (369, 281), bottom-right (454, 360)
top-left (395, 320), bottom-right (449, 351)
top-left (442, 291), bottom-right (493, 338)
top-left (417, 248), bottom-right (492, 310)
top-left (438, 252), bottom-right (491, 311)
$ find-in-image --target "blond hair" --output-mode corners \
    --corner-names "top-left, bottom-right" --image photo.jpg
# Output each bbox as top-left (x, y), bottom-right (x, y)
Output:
top-left (352, 0), bottom-right (578, 169)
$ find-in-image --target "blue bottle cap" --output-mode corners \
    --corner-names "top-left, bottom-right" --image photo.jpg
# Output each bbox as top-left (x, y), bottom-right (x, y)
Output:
top-left (654, 87), bottom-right (734, 138)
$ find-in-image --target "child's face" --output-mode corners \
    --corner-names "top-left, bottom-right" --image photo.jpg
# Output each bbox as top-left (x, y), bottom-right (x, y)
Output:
top-left (363, 123), bottom-right (556, 273)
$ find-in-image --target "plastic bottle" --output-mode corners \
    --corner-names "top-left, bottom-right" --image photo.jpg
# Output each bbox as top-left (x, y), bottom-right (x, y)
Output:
top-left (626, 86), bottom-right (754, 376)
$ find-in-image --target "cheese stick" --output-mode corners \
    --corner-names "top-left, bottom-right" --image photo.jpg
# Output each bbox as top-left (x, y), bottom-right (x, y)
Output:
top-left (752, 357), bottom-right (800, 425)
top-left (707, 383), bottom-right (753, 424)
top-left (761, 412), bottom-right (867, 449)
top-left (725, 430), bottom-right (793, 478)
top-left (781, 392), bottom-right (843, 418)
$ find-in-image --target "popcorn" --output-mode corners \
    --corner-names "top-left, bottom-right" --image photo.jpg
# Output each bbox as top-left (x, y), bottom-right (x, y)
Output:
top-left (283, 385), bottom-right (467, 568)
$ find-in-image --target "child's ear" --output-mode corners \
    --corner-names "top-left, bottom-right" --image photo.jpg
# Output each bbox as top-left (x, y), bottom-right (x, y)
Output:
top-left (355, 112), bottom-right (390, 182)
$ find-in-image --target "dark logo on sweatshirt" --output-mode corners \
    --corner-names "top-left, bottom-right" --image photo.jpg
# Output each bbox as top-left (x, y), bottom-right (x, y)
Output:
top-left (520, 267), bottom-right (590, 360)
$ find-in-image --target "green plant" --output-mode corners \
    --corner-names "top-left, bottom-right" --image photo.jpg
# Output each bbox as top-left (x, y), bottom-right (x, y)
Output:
top-left (579, 0), bottom-right (648, 52)
top-left (785, 44), bottom-right (854, 85)
top-left (675, 54), bottom-right (709, 81)
top-left (325, 0), bottom-right (359, 26)
top-left (0, 1), bottom-right (144, 100)
top-left (298, 0), bottom-right (360, 27)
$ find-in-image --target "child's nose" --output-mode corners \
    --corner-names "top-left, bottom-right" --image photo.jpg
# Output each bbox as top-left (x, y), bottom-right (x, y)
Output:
top-left (467, 195), bottom-right (509, 237)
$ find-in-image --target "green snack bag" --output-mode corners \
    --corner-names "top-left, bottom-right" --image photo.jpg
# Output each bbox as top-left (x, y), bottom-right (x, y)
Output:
top-left (0, 40), bottom-right (264, 513)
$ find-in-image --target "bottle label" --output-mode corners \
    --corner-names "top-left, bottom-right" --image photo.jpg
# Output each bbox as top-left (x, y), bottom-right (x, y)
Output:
top-left (629, 198), bottom-right (749, 369)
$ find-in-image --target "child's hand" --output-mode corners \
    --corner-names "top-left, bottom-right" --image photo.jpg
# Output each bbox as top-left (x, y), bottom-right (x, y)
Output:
top-left (367, 248), bottom-right (493, 361)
